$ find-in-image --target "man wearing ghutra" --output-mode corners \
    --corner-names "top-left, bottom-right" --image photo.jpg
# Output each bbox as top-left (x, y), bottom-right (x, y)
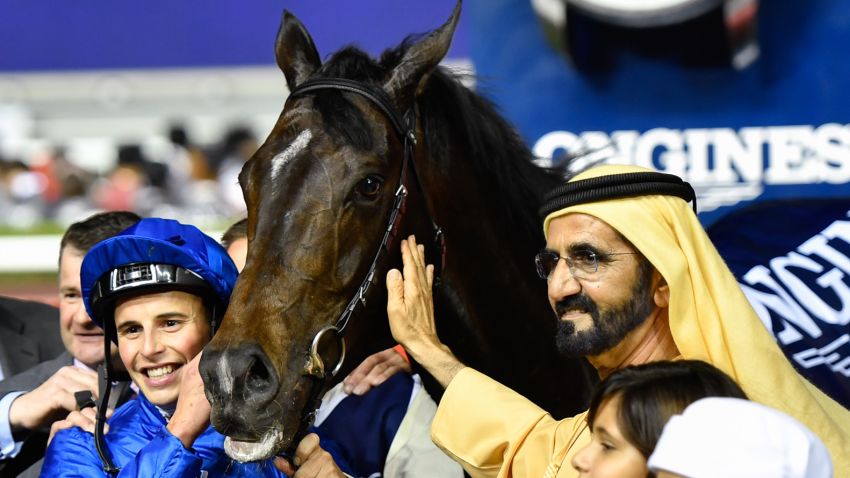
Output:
top-left (384, 164), bottom-right (850, 477)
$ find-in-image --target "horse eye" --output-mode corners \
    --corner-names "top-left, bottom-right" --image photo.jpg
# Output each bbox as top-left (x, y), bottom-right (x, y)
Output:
top-left (355, 175), bottom-right (384, 199)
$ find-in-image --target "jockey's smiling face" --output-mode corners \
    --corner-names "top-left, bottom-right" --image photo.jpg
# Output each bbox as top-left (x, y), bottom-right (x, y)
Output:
top-left (114, 290), bottom-right (211, 406)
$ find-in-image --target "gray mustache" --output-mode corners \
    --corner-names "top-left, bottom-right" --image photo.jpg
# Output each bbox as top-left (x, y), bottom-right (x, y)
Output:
top-left (555, 294), bottom-right (598, 318)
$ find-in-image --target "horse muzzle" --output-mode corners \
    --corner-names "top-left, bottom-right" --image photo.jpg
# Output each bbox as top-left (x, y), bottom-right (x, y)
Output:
top-left (200, 342), bottom-right (280, 406)
top-left (200, 340), bottom-right (337, 461)
top-left (200, 344), bottom-right (284, 441)
top-left (224, 430), bottom-right (284, 463)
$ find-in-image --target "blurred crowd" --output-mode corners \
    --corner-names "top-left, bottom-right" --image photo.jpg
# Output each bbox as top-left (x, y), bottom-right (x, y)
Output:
top-left (0, 124), bottom-right (259, 230)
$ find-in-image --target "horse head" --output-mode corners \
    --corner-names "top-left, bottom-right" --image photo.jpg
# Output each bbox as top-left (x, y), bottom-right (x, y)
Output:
top-left (199, 3), bottom-right (464, 461)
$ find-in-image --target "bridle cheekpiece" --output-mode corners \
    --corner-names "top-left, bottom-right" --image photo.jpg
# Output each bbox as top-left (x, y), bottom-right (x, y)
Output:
top-left (280, 76), bottom-right (445, 457)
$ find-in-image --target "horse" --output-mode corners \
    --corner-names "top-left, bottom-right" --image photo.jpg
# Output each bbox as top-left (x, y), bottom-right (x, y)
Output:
top-left (199, 1), bottom-right (595, 461)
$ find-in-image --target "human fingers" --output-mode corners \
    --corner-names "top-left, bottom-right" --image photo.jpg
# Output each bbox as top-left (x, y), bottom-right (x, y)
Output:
top-left (353, 358), bottom-right (409, 395)
top-left (415, 244), bottom-right (430, 289)
top-left (293, 433), bottom-right (321, 468)
top-left (400, 241), bottom-right (439, 337)
top-left (79, 406), bottom-right (111, 424)
top-left (185, 352), bottom-right (203, 378)
top-left (273, 456), bottom-right (296, 476)
top-left (178, 353), bottom-right (208, 403)
top-left (51, 369), bottom-right (101, 414)
top-left (401, 238), bottom-right (432, 305)
top-left (386, 268), bottom-right (407, 344)
top-left (424, 264), bottom-right (436, 328)
top-left (294, 453), bottom-right (345, 477)
top-left (56, 367), bottom-right (100, 398)
top-left (50, 369), bottom-right (98, 412)
top-left (79, 407), bottom-right (97, 423)
top-left (292, 434), bottom-right (345, 477)
top-left (166, 352), bottom-right (212, 448)
top-left (74, 368), bottom-right (100, 394)
top-left (344, 347), bottom-right (409, 395)
top-left (63, 410), bottom-right (96, 435)
top-left (342, 353), bottom-right (379, 393)
top-left (400, 238), bottom-right (422, 291)
top-left (352, 361), bottom-right (391, 396)
top-left (400, 240), bottom-right (426, 304)
top-left (48, 407), bottom-right (111, 446)
top-left (9, 365), bottom-right (101, 431)
top-left (407, 235), bottom-right (422, 268)
top-left (186, 354), bottom-right (204, 386)
top-left (48, 419), bottom-right (72, 446)
top-left (408, 238), bottom-right (432, 292)
top-left (180, 355), bottom-right (209, 403)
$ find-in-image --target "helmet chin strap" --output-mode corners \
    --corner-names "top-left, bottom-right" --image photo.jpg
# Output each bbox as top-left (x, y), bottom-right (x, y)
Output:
top-left (95, 318), bottom-right (122, 474)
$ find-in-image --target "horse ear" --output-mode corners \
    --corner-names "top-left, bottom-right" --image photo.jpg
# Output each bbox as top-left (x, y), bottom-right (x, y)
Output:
top-left (276, 11), bottom-right (322, 91)
top-left (383, 0), bottom-right (461, 109)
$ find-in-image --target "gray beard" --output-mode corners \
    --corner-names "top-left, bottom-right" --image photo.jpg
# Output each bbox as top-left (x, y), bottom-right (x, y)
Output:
top-left (554, 270), bottom-right (656, 358)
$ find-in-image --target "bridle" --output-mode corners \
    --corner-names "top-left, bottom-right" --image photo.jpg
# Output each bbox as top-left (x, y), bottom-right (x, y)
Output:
top-left (280, 77), bottom-right (445, 458)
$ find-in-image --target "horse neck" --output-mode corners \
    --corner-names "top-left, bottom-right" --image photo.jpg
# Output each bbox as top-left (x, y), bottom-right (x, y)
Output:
top-left (418, 133), bottom-right (562, 368)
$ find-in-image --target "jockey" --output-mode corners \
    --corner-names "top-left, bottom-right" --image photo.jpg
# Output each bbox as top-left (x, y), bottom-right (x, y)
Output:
top-left (41, 218), bottom-right (297, 477)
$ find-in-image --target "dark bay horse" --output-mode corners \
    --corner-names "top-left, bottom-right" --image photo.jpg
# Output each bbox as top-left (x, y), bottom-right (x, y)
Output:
top-left (199, 2), bottom-right (595, 461)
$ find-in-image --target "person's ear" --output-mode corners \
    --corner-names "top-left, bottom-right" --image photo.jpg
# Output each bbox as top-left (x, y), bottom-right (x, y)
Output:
top-left (653, 273), bottom-right (670, 308)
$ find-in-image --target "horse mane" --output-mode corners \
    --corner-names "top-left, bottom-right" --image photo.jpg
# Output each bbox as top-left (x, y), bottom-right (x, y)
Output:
top-left (311, 41), bottom-right (564, 242)
top-left (417, 66), bottom-right (563, 241)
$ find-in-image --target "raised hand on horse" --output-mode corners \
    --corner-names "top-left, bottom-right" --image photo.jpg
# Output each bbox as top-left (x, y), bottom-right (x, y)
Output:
top-left (386, 235), bottom-right (465, 390)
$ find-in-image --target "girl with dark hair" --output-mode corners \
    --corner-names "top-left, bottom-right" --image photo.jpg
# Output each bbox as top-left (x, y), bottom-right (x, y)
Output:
top-left (571, 360), bottom-right (747, 478)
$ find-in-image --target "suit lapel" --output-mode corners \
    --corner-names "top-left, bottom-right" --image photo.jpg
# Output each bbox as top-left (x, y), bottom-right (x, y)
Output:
top-left (0, 321), bottom-right (40, 378)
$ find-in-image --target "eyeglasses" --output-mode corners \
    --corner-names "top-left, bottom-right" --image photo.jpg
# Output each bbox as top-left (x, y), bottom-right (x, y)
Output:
top-left (534, 249), bottom-right (636, 280)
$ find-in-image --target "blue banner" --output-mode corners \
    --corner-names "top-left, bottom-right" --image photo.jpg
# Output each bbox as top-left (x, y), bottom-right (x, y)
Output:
top-left (709, 200), bottom-right (850, 409)
top-left (467, 0), bottom-right (850, 226)
top-left (0, 1), bottom-right (468, 71)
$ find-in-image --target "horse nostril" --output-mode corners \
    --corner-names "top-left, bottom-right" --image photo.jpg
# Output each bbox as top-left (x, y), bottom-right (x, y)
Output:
top-left (228, 344), bottom-right (279, 403)
top-left (201, 343), bottom-right (279, 407)
top-left (246, 356), bottom-right (273, 392)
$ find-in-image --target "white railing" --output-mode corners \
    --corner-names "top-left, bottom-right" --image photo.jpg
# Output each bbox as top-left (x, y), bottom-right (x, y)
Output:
top-left (0, 235), bottom-right (61, 272)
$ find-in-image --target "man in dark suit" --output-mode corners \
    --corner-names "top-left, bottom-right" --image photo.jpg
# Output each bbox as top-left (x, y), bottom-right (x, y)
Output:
top-left (0, 346), bottom-right (71, 478)
top-left (0, 211), bottom-right (140, 477)
top-left (0, 297), bottom-right (64, 383)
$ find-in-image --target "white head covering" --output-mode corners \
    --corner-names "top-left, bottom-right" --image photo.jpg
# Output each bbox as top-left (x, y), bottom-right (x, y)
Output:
top-left (647, 397), bottom-right (833, 478)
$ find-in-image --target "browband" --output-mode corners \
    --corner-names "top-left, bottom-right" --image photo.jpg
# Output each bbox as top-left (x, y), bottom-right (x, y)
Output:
top-left (539, 171), bottom-right (698, 219)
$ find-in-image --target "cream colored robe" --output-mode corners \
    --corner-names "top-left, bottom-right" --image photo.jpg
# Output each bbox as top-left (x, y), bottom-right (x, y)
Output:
top-left (433, 367), bottom-right (588, 477)
top-left (431, 164), bottom-right (850, 476)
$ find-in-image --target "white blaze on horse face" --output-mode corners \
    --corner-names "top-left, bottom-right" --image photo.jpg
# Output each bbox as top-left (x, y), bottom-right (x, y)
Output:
top-left (271, 129), bottom-right (312, 180)
top-left (217, 356), bottom-right (234, 397)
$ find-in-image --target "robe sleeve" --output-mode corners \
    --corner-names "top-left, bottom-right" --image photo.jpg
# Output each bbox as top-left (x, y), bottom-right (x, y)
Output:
top-left (430, 368), bottom-right (590, 478)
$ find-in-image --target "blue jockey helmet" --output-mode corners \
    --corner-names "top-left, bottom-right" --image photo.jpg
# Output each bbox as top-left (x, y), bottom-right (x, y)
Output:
top-left (81, 217), bottom-right (238, 343)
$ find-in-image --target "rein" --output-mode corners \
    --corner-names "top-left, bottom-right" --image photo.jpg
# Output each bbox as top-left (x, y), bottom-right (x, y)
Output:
top-left (280, 77), bottom-right (445, 458)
